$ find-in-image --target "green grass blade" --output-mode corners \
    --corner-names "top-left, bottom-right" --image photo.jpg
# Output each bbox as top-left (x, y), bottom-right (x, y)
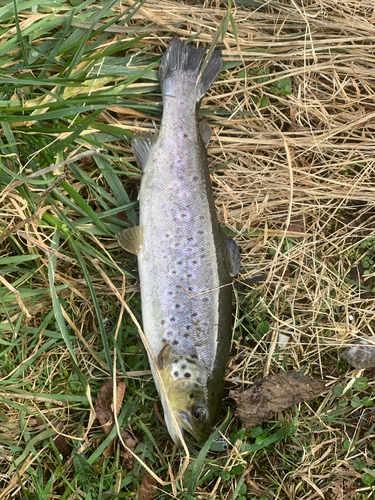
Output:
top-left (69, 237), bottom-right (113, 377)
top-left (61, 180), bottom-right (112, 235)
top-left (188, 410), bottom-right (232, 495)
top-left (48, 231), bottom-right (87, 390)
top-left (12, 0), bottom-right (28, 65)
top-left (93, 154), bottom-right (138, 225)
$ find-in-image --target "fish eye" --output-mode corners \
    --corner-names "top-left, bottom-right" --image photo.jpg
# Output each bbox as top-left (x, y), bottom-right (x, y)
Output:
top-left (192, 407), bottom-right (207, 422)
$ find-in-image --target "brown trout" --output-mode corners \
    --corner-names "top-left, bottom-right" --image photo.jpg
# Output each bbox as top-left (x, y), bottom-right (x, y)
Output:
top-left (118, 38), bottom-right (240, 446)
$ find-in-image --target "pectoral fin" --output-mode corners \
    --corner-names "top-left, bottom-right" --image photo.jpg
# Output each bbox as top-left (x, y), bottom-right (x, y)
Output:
top-left (157, 342), bottom-right (173, 370)
top-left (117, 226), bottom-right (143, 254)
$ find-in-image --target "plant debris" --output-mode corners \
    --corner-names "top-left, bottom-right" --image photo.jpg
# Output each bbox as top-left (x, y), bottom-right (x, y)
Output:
top-left (119, 430), bottom-right (138, 469)
top-left (230, 371), bottom-right (326, 428)
top-left (138, 473), bottom-right (158, 500)
top-left (30, 417), bottom-right (72, 457)
top-left (95, 378), bottom-right (126, 457)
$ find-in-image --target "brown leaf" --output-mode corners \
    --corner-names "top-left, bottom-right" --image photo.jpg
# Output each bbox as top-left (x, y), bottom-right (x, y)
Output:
top-left (53, 422), bottom-right (72, 457)
top-left (119, 430), bottom-right (138, 469)
top-left (111, 381), bottom-right (126, 417)
top-left (28, 417), bottom-right (72, 457)
top-left (230, 371), bottom-right (326, 428)
top-left (288, 213), bottom-right (306, 233)
top-left (275, 265), bottom-right (291, 281)
top-left (95, 378), bottom-right (126, 457)
top-left (138, 473), bottom-right (158, 500)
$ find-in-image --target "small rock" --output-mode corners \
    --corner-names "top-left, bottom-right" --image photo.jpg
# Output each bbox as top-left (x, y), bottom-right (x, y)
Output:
top-left (340, 339), bottom-right (375, 369)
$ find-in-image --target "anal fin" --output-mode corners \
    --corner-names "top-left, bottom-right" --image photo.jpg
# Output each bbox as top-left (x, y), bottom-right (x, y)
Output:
top-left (199, 121), bottom-right (212, 148)
top-left (223, 233), bottom-right (241, 277)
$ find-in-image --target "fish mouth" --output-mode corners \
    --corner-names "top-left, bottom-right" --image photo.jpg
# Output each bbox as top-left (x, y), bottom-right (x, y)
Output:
top-left (176, 412), bottom-right (210, 445)
top-left (168, 411), bottom-right (211, 446)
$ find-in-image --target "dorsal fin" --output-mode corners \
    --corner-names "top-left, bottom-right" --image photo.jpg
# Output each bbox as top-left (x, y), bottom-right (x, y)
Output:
top-left (131, 132), bottom-right (157, 170)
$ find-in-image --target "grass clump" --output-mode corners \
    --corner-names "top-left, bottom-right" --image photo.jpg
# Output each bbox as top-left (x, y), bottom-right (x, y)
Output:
top-left (1, 0), bottom-right (375, 498)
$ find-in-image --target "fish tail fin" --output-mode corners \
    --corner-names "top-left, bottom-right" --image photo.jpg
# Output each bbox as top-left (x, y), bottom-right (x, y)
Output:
top-left (159, 38), bottom-right (222, 103)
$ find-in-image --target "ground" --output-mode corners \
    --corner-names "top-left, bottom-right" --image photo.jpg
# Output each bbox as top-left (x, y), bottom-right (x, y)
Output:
top-left (1, 0), bottom-right (375, 499)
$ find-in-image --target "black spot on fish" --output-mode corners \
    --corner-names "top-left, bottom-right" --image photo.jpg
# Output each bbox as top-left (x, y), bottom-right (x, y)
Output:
top-left (183, 133), bottom-right (188, 138)
top-left (177, 261), bottom-right (182, 265)
top-left (198, 230), bottom-right (203, 235)
top-left (191, 354), bottom-right (198, 359)
top-left (181, 364), bottom-right (186, 369)
top-left (161, 320), bottom-right (165, 325)
top-left (172, 270), bottom-right (176, 275)
top-left (193, 176), bottom-right (198, 181)
top-left (199, 215), bottom-right (204, 220)
top-left (183, 333), bottom-right (189, 338)
top-left (175, 304), bottom-right (180, 309)
top-left (187, 274), bottom-right (192, 278)
top-left (176, 285), bottom-right (181, 289)
top-left (174, 371), bottom-right (179, 377)
top-left (197, 377), bottom-right (202, 384)
top-left (167, 331), bottom-right (173, 337)
top-left (184, 372), bottom-right (191, 378)
top-left (188, 287), bottom-right (193, 292)
top-left (192, 312), bottom-right (197, 318)
top-left (186, 325), bottom-right (191, 330)
top-left (170, 317), bottom-right (176, 322)
top-left (203, 297), bottom-right (208, 302)
top-left (200, 255), bottom-right (205, 259)
top-left (189, 393), bottom-right (194, 399)
top-left (165, 233), bottom-right (169, 238)
top-left (192, 260), bottom-right (198, 265)
top-left (187, 237), bottom-right (193, 242)
top-left (172, 340), bottom-right (179, 345)
top-left (168, 291), bottom-right (173, 296)
top-left (181, 214), bottom-right (186, 218)
top-left (174, 243), bottom-right (179, 248)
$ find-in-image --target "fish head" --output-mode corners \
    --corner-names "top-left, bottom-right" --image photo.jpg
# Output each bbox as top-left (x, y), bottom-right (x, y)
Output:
top-left (158, 353), bottom-right (214, 446)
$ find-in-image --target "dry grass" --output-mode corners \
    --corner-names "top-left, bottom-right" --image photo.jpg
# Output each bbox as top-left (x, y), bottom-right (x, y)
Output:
top-left (1, 0), bottom-right (375, 498)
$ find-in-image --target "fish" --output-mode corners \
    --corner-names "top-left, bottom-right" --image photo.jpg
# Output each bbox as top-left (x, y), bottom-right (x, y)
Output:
top-left (118, 38), bottom-right (241, 446)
